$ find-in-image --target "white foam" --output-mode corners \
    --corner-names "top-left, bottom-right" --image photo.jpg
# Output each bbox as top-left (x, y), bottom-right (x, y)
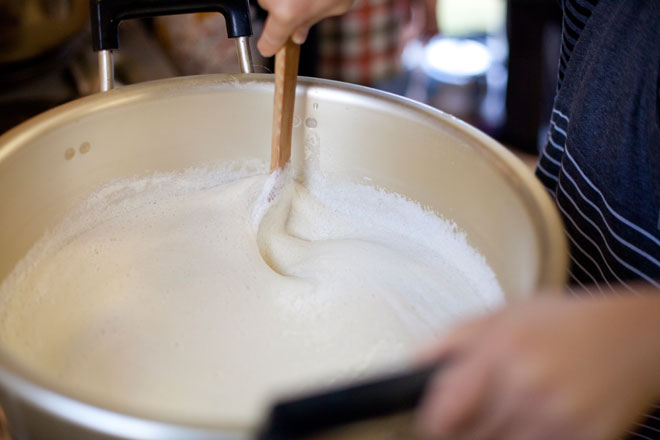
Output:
top-left (0, 160), bottom-right (503, 429)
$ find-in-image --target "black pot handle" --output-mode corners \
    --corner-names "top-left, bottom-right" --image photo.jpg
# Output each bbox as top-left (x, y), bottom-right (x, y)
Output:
top-left (89, 0), bottom-right (254, 91)
top-left (89, 0), bottom-right (253, 51)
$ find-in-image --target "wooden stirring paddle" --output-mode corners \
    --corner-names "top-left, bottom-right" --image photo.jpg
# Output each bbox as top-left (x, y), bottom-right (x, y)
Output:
top-left (270, 39), bottom-right (301, 172)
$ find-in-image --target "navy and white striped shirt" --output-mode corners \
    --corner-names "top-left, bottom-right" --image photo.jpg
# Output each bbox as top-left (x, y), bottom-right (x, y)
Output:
top-left (535, 0), bottom-right (660, 438)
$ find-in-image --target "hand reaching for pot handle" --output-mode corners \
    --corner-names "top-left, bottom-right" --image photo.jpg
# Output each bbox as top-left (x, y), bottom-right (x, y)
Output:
top-left (416, 291), bottom-right (660, 440)
top-left (256, 0), bottom-right (354, 57)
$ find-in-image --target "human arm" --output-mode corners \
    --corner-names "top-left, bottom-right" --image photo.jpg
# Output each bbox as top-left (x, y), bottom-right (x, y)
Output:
top-left (256, 0), bottom-right (354, 57)
top-left (416, 289), bottom-right (660, 440)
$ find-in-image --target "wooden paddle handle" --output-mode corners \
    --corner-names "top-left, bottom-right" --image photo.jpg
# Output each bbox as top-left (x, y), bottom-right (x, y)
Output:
top-left (270, 39), bottom-right (300, 172)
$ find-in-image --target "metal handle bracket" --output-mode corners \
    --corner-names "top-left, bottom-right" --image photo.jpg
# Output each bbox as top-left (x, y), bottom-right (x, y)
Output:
top-left (90, 0), bottom-right (254, 91)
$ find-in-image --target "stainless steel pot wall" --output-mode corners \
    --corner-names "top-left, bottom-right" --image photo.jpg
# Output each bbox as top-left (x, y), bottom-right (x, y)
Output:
top-left (0, 74), bottom-right (568, 439)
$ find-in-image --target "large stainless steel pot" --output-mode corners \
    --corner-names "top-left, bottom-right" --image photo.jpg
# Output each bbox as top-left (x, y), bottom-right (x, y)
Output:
top-left (0, 73), bottom-right (567, 439)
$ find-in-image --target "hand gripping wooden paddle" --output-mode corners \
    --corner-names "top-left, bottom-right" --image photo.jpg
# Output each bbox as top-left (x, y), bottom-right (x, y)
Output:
top-left (270, 39), bottom-right (301, 173)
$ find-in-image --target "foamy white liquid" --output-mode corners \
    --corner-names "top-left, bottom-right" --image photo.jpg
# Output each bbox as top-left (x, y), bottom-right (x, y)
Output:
top-left (0, 163), bottom-right (503, 428)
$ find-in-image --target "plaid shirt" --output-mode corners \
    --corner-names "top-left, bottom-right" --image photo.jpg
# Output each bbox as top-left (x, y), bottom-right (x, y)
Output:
top-left (317, 0), bottom-right (413, 86)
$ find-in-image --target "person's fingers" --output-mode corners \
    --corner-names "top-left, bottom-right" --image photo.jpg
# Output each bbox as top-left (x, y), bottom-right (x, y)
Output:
top-left (416, 353), bottom-right (492, 439)
top-left (258, 14), bottom-right (298, 57)
top-left (291, 26), bottom-right (310, 45)
top-left (258, 14), bottom-right (319, 56)
top-left (257, 0), bottom-right (355, 56)
top-left (256, 0), bottom-right (317, 56)
top-left (416, 314), bottom-right (496, 365)
top-left (453, 376), bottom-right (515, 440)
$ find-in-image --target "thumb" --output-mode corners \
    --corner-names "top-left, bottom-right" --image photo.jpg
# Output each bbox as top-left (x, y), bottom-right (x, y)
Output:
top-left (258, 14), bottom-right (297, 57)
top-left (416, 314), bottom-right (495, 365)
top-left (416, 352), bottom-right (491, 439)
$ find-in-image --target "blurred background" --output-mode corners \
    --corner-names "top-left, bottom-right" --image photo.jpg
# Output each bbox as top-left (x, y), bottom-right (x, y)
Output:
top-left (0, 0), bottom-right (562, 156)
